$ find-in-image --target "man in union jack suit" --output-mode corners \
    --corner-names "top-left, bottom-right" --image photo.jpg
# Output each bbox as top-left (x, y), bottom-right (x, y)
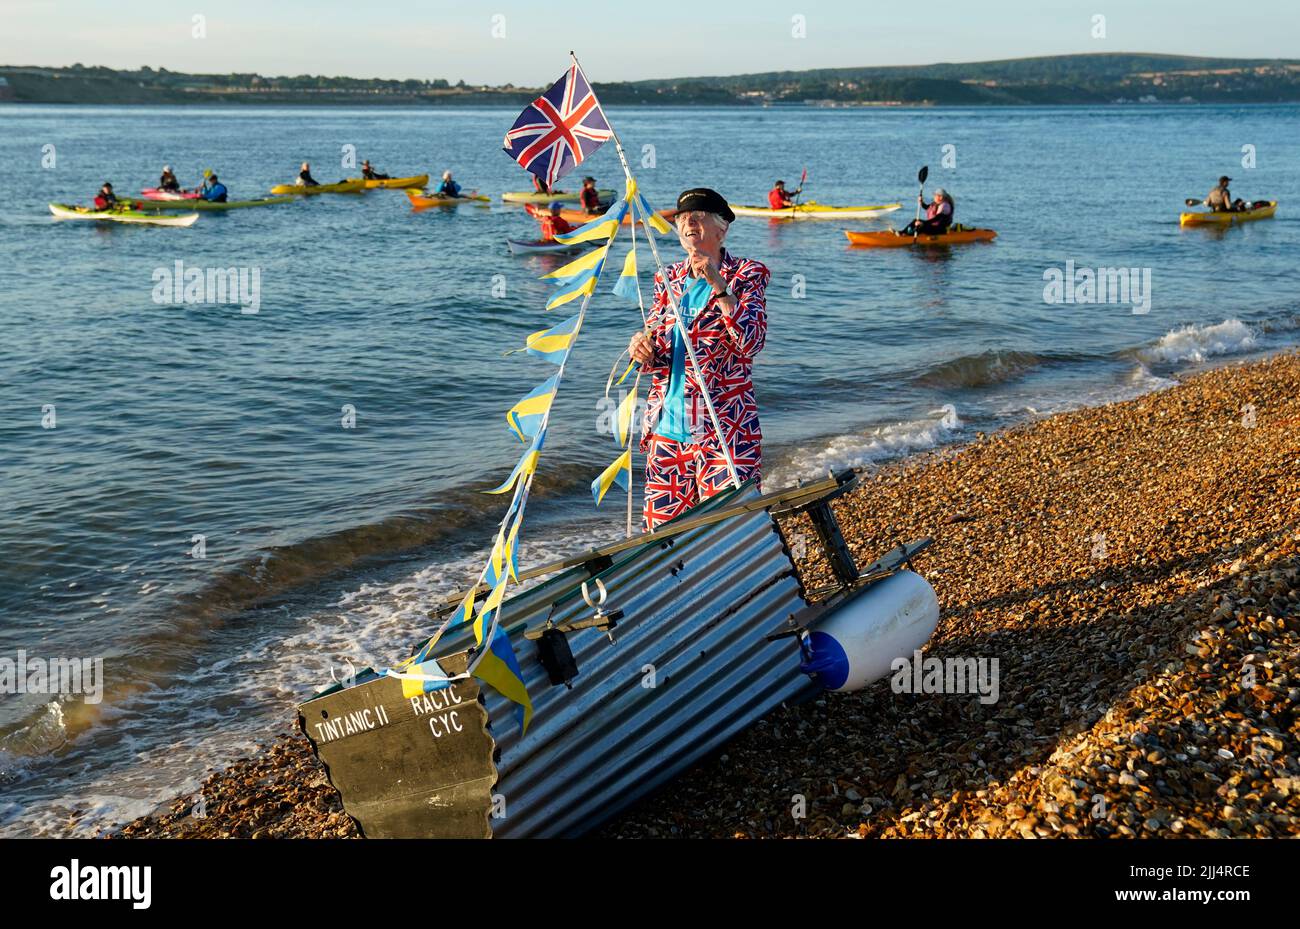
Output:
top-left (629, 188), bottom-right (769, 531)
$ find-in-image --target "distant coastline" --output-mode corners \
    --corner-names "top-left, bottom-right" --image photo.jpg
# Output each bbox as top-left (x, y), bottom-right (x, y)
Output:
top-left (4, 52), bottom-right (1299, 106)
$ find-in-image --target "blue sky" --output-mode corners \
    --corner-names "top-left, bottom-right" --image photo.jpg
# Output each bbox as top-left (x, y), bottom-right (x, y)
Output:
top-left (2, 0), bottom-right (1296, 83)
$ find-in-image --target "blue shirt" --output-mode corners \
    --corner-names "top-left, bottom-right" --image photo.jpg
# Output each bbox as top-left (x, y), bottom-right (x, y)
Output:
top-left (655, 276), bottom-right (715, 443)
top-left (201, 182), bottom-right (228, 202)
top-left (436, 179), bottom-right (461, 197)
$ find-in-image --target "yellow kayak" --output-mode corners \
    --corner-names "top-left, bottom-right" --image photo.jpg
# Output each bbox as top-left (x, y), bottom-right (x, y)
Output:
top-left (406, 188), bottom-right (490, 210)
top-left (502, 188), bottom-right (615, 204)
top-left (730, 201), bottom-right (901, 220)
top-left (269, 179), bottom-right (367, 196)
top-left (1179, 200), bottom-right (1276, 226)
top-left (358, 174), bottom-right (429, 190)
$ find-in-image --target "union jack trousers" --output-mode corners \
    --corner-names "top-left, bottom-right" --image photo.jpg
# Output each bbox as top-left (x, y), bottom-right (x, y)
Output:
top-left (643, 434), bottom-right (762, 531)
top-left (640, 247), bottom-right (769, 531)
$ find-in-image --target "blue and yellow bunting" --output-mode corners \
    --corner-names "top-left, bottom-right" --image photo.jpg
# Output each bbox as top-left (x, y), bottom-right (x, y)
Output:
top-left (591, 449), bottom-right (631, 505)
top-left (506, 375), bottom-right (557, 442)
top-left (484, 432), bottom-right (544, 495)
top-left (611, 248), bottom-right (639, 302)
top-left (473, 625), bottom-right (533, 733)
top-left (524, 313), bottom-right (581, 364)
top-left (545, 271), bottom-right (599, 311)
top-left (552, 198), bottom-right (629, 244)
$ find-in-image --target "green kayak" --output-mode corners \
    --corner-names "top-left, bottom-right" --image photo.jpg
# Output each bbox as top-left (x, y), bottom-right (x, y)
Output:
top-left (126, 196), bottom-right (295, 212)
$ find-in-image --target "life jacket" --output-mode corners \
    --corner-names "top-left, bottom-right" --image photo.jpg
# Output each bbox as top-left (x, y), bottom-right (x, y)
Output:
top-left (580, 186), bottom-right (600, 211)
top-left (160, 174), bottom-right (180, 191)
top-left (767, 188), bottom-right (789, 209)
top-left (540, 215), bottom-right (574, 241)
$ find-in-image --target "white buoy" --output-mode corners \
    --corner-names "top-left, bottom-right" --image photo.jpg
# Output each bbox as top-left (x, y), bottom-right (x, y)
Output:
top-left (799, 570), bottom-right (940, 692)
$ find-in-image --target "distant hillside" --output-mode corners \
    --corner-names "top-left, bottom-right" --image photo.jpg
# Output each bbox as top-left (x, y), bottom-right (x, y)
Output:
top-left (3, 54), bottom-right (1300, 106)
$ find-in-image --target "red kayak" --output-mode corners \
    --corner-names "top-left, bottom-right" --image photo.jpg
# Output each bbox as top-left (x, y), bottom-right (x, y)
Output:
top-left (139, 188), bottom-right (200, 201)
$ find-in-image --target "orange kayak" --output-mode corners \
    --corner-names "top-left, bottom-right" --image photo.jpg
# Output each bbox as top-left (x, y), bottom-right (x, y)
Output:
top-left (845, 228), bottom-right (997, 248)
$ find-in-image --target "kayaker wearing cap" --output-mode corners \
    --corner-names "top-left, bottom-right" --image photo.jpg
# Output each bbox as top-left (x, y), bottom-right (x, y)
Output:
top-left (627, 188), bottom-right (770, 531)
top-left (579, 176), bottom-right (602, 215)
top-left (537, 201), bottom-right (576, 243)
top-left (436, 170), bottom-right (462, 198)
top-left (767, 179), bottom-right (801, 209)
top-left (158, 166), bottom-right (181, 193)
top-left (297, 162), bottom-right (320, 187)
top-left (199, 172), bottom-right (228, 203)
top-left (93, 182), bottom-right (119, 211)
top-left (361, 160), bottom-right (390, 181)
top-left (1204, 176), bottom-right (1245, 213)
top-left (899, 188), bottom-right (954, 236)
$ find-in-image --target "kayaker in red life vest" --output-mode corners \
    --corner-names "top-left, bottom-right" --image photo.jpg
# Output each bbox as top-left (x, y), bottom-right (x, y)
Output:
top-left (767, 179), bottom-right (801, 209)
top-left (158, 166), bottom-right (181, 192)
top-left (297, 162), bottom-right (320, 187)
top-left (579, 176), bottom-right (602, 214)
top-left (92, 182), bottom-right (119, 211)
top-left (537, 202), bottom-right (576, 242)
top-left (1204, 176), bottom-right (1246, 213)
top-left (899, 188), bottom-right (954, 235)
top-left (360, 160), bottom-right (390, 181)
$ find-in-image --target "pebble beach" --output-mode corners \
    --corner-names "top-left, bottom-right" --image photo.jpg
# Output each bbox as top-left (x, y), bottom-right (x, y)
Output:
top-left (118, 352), bottom-right (1299, 839)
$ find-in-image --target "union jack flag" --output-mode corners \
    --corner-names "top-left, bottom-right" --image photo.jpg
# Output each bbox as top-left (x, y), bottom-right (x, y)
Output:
top-left (503, 63), bottom-right (612, 187)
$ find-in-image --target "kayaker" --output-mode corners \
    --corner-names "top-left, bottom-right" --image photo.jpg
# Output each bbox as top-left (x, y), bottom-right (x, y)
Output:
top-left (767, 179), bottom-right (801, 209)
top-left (361, 160), bottom-right (390, 181)
top-left (899, 188), bottom-right (954, 236)
top-left (627, 187), bottom-right (769, 531)
top-left (297, 162), bottom-right (320, 187)
top-left (199, 173), bottom-right (228, 203)
top-left (537, 202), bottom-right (576, 243)
top-left (531, 175), bottom-right (552, 196)
top-left (579, 176), bottom-right (603, 215)
top-left (1204, 176), bottom-right (1245, 213)
top-left (92, 182), bottom-right (119, 210)
top-left (158, 166), bottom-right (181, 192)
top-left (436, 170), bottom-right (462, 198)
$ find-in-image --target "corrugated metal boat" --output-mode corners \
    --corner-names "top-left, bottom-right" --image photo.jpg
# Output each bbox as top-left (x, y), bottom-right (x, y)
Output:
top-left (299, 471), bottom-right (939, 838)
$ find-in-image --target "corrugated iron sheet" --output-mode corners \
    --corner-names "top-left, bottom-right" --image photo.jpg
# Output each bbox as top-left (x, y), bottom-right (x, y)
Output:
top-left (430, 482), bottom-right (819, 837)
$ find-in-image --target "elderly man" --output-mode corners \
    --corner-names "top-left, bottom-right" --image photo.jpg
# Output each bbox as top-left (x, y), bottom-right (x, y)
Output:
top-left (628, 188), bottom-right (770, 531)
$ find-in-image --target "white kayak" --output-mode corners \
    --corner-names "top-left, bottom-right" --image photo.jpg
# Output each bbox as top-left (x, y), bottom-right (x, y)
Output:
top-left (49, 203), bottom-right (200, 226)
top-left (729, 200), bottom-right (902, 220)
top-left (506, 238), bottom-right (596, 256)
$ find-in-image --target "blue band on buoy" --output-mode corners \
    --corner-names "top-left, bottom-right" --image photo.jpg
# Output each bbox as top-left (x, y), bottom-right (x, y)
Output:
top-left (798, 630), bottom-right (849, 690)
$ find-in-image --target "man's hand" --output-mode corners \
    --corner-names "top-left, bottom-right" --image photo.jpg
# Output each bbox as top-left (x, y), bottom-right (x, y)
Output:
top-left (629, 330), bottom-right (654, 367)
top-left (688, 251), bottom-right (727, 295)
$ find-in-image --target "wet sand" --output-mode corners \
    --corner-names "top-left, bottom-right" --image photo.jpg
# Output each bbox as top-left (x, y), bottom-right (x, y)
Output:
top-left (119, 352), bottom-right (1300, 839)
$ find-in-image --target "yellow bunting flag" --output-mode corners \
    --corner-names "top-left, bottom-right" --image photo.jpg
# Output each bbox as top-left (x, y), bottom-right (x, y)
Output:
top-left (541, 244), bottom-right (609, 281)
top-left (591, 449), bottom-right (632, 506)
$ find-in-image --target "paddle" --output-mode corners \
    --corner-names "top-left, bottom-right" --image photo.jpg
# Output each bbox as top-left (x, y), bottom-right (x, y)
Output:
top-left (913, 165), bottom-right (929, 239)
top-left (792, 166), bottom-right (808, 210)
top-left (1184, 198), bottom-right (1204, 207)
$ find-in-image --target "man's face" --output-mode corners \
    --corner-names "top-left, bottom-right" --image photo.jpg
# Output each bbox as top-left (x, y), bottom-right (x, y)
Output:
top-left (676, 211), bottom-right (722, 254)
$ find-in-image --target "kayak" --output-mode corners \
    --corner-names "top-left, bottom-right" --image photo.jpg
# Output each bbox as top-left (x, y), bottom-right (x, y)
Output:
top-left (525, 203), bottom-right (670, 226)
top-left (502, 188), bottom-right (615, 204)
top-left (730, 201), bottom-right (902, 220)
top-left (140, 188), bottom-right (200, 201)
top-left (269, 179), bottom-right (368, 196)
top-left (406, 189), bottom-right (491, 209)
top-left (844, 227), bottom-right (997, 247)
top-left (1179, 200), bottom-right (1276, 226)
top-left (49, 203), bottom-right (199, 227)
top-left (506, 238), bottom-right (597, 256)
top-left (125, 196), bottom-right (295, 212)
top-left (357, 174), bottom-right (429, 190)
